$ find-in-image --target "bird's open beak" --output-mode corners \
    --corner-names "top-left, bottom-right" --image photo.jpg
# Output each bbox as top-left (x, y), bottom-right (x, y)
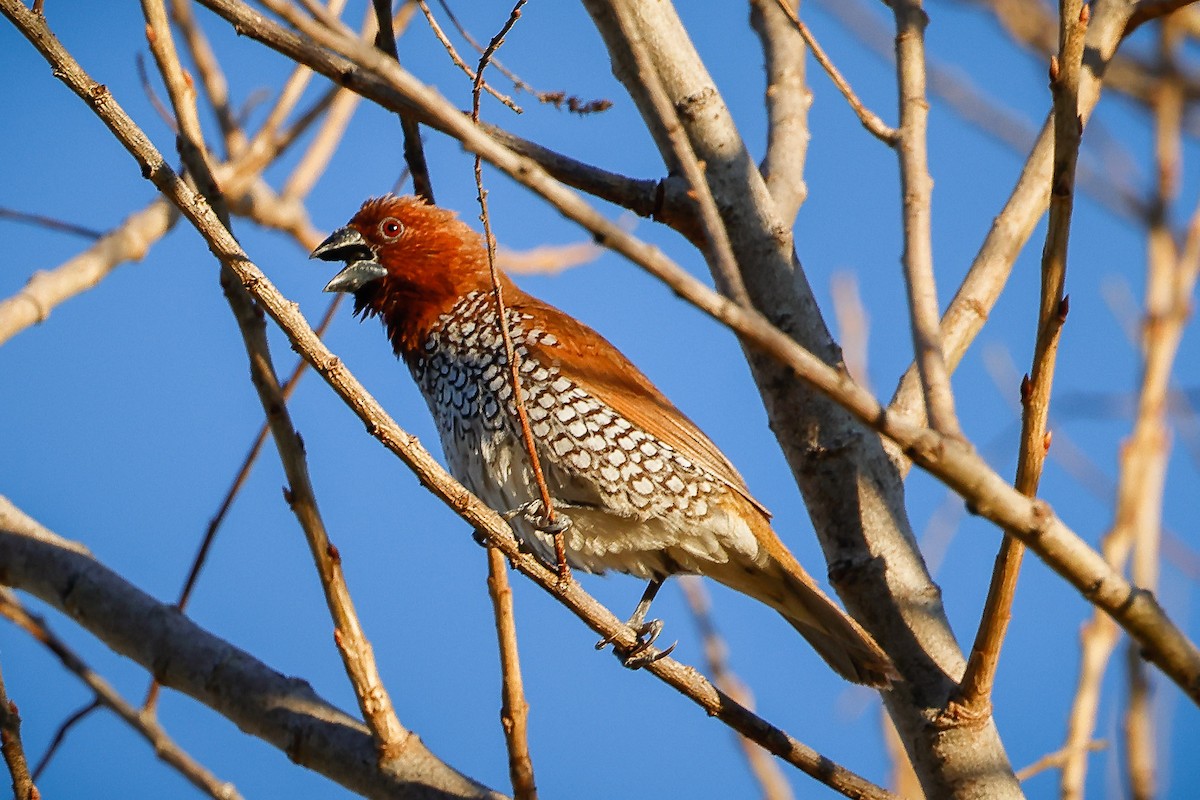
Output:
top-left (310, 227), bottom-right (388, 293)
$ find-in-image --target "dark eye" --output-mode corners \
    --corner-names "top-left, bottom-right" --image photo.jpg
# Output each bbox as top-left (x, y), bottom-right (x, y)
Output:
top-left (380, 218), bottom-right (403, 239)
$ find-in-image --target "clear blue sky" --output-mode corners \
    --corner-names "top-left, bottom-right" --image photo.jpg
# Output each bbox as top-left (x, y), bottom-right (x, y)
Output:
top-left (2, 1), bottom-right (1198, 798)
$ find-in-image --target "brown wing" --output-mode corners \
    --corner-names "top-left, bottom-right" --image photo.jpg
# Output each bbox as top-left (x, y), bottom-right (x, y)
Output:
top-left (512, 293), bottom-right (771, 519)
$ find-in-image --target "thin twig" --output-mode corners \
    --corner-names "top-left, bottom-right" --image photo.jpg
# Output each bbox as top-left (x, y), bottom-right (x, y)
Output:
top-left (31, 700), bottom-right (99, 782)
top-left (1015, 739), bottom-right (1106, 782)
top-left (433, 0), bottom-right (608, 112)
top-left (473, 0), bottom-right (566, 581)
top-left (952, 1), bottom-right (1089, 720)
top-left (771, 0), bottom-right (898, 144)
top-left (134, 52), bottom-right (178, 131)
top-left (373, 0), bottom-right (435, 202)
top-left (470, 8), bottom-right (542, 794)
top-left (0, 656), bottom-right (37, 800)
top-left (0, 207), bottom-right (103, 239)
top-left (0, 590), bottom-right (240, 799)
top-left (416, 0), bottom-right (521, 112)
top-left (485, 549), bottom-right (538, 800)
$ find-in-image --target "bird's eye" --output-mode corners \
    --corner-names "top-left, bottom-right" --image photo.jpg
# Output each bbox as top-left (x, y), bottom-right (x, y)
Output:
top-left (380, 218), bottom-right (404, 239)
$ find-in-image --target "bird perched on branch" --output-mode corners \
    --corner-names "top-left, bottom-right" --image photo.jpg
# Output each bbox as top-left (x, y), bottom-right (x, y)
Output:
top-left (312, 195), bottom-right (893, 687)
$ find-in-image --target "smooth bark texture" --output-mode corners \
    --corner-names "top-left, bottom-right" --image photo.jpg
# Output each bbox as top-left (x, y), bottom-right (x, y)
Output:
top-left (0, 498), bottom-right (503, 800)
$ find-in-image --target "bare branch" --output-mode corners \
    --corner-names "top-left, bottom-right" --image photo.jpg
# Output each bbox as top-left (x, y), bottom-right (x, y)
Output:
top-left (953, 0), bottom-right (1090, 719)
top-left (0, 207), bottom-right (103, 239)
top-left (0, 499), bottom-right (504, 800)
top-left (771, 0), bottom-right (898, 145)
top-left (416, 0), bottom-right (522, 112)
top-left (0, 200), bottom-right (177, 347)
top-left (142, 0), bottom-right (409, 759)
top-left (888, 0), bottom-right (1139, 442)
top-left (485, 549), bottom-right (538, 800)
top-left (751, 0), bottom-right (811, 220)
top-left (890, 0), bottom-right (961, 438)
top-left (0, 653), bottom-right (37, 800)
top-left (0, 590), bottom-right (240, 800)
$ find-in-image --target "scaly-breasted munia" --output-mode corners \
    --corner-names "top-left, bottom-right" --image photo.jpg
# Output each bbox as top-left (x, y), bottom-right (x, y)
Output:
top-left (312, 195), bottom-right (892, 686)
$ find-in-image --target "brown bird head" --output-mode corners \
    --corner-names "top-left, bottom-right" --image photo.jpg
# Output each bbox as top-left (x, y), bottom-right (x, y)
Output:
top-left (311, 195), bottom-right (513, 357)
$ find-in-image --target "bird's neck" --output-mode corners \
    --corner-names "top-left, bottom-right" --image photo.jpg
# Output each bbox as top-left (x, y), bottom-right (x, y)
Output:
top-left (357, 266), bottom-right (523, 362)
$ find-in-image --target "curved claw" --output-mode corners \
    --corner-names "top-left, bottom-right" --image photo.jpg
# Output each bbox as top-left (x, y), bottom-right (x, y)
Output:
top-left (595, 618), bottom-right (664, 655)
top-left (622, 640), bottom-right (678, 670)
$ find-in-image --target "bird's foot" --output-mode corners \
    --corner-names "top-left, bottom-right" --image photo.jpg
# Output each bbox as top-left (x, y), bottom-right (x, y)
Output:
top-left (503, 500), bottom-right (574, 586)
top-left (596, 617), bottom-right (677, 669)
top-left (503, 499), bottom-right (573, 534)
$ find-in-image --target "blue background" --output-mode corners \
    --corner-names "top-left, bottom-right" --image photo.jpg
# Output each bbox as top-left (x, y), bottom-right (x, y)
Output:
top-left (2, 1), bottom-right (1198, 798)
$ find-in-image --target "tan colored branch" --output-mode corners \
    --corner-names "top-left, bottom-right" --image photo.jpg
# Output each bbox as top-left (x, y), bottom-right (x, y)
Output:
top-left (486, 549), bottom-right (538, 800)
top-left (142, 0), bottom-right (409, 760)
top-left (1066, 43), bottom-right (1192, 799)
top-left (953, 0), bottom-right (1089, 719)
top-left (888, 0), bottom-right (1138, 438)
top-left (169, 0), bottom-right (245, 155)
top-left (891, 0), bottom-right (961, 438)
top-left (0, 200), bottom-right (177, 347)
top-left (1014, 739), bottom-right (1105, 782)
top-left (0, 500), bottom-right (504, 799)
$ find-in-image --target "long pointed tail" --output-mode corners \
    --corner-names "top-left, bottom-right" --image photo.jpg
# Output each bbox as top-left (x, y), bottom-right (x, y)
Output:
top-left (771, 560), bottom-right (895, 687)
top-left (708, 548), bottom-right (896, 688)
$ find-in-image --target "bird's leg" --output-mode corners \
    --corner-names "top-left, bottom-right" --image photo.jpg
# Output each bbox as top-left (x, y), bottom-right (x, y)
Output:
top-left (596, 578), bottom-right (677, 668)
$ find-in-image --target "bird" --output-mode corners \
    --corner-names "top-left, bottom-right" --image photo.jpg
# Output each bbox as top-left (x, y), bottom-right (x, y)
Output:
top-left (311, 195), bottom-right (894, 687)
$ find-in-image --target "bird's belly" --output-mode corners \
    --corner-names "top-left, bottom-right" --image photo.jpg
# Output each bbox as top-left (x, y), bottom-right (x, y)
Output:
top-left (444, 427), bottom-right (761, 579)
top-left (529, 505), bottom-right (762, 580)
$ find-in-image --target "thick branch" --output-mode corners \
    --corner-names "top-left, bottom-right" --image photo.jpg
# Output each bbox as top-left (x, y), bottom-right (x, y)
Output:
top-left (0, 498), bottom-right (503, 800)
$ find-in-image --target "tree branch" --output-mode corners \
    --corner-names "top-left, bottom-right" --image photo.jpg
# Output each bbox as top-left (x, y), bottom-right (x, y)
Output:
top-left (0, 498), bottom-right (504, 800)
top-left (0, 589), bottom-right (240, 800)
